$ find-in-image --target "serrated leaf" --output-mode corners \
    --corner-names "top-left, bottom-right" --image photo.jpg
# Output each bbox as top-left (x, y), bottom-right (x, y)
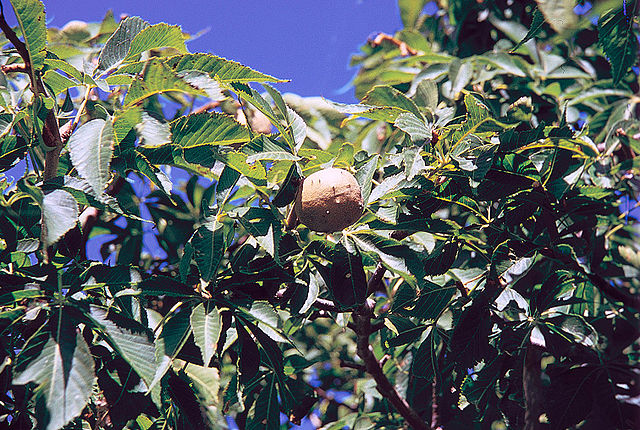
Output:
top-left (362, 85), bottom-right (423, 119)
top-left (67, 118), bottom-right (115, 197)
top-left (191, 218), bottom-right (226, 282)
top-left (447, 58), bottom-right (473, 99)
top-left (355, 155), bottom-right (379, 205)
top-left (246, 374), bottom-right (279, 430)
top-left (96, 16), bottom-right (149, 75)
top-left (174, 360), bottom-right (221, 425)
top-left (328, 100), bottom-right (410, 124)
top-left (536, 0), bottom-right (577, 33)
top-left (351, 231), bottom-right (426, 289)
top-left (123, 23), bottom-right (188, 63)
top-left (394, 112), bottom-right (431, 143)
top-left (190, 302), bottom-right (222, 366)
top-left (329, 241), bottom-right (367, 309)
top-left (171, 112), bottom-right (250, 148)
top-left (89, 306), bottom-right (158, 395)
top-left (178, 70), bottom-right (224, 100)
top-left (511, 7), bottom-right (546, 52)
top-left (10, 0), bottom-right (46, 71)
top-left (287, 106), bottom-right (307, 151)
top-left (123, 59), bottom-right (206, 106)
top-left (117, 53), bottom-right (285, 83)
top-left (219, 152), bottom-right (267, 186)
top-left (598, 5), bottom-right (639, 86)
top-left (137, 111), bottom-right (171, 146)
top-left (13, 332), bottom-right (96, 430)
top-left (41, 189), bottom-right (78, 246)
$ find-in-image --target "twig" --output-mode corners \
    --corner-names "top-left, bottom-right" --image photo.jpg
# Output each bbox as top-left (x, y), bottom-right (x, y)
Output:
top-left (369, 32), bottom-right (418, 56)
top-left (352, 300), bottom-right (429, 430)
top-left (313, 387), bottom-right (358, 412)
top-left (339, 359), bottom-right (366, 372)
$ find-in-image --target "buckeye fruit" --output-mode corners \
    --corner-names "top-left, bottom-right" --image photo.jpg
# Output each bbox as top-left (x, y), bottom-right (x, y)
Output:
top-left (294, 168), bottom-right (364, 232)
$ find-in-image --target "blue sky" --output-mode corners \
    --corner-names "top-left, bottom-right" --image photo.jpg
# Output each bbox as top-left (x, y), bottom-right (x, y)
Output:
top-left (45, 0), bottom-right (404, 103)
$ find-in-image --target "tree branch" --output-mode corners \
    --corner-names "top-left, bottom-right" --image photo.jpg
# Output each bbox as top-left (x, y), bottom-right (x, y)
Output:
top-left (523, 345), bottom-right (544, 430)
top-left (352, 300), bottom-right (429, 430)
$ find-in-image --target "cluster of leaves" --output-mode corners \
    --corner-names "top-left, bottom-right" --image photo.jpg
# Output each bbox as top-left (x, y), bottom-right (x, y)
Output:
top-left (0, 0), bottom-right (639, 429)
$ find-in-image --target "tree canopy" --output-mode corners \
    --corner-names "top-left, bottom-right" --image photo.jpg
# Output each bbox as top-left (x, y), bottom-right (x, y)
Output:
top-left (0, 0), bottom-right (639, 429)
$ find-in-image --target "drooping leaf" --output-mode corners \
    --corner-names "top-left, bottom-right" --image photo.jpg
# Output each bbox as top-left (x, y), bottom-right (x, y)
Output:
top-left (190, 302), bottom-right (222, 366)
top-left (598, 4), bottom-right (639, 86)
top-left (89, 306), bottom-right (158, 394)
top-left (10, 0), bottom-right (46, 71)
top-left (355, 154), bottom-right (379, 205)
top-left (351, 231), bottom-right (426, 289)
top-left (329, 240), bottom-right (367, 309)
top-left (95, 16), bottom-right (149, 75)
top-left (41, 189), bottom-right (78, 246)
top-left (174, 360), bottom-right (221, 426)
top-left (13, 332), bottom-right (96, 430)
top-left (190, 217), bottom-right (227, 282)
top-left (246, 374), bottom-right (279, 430)
top-left (123, 23), bottom-right (188, 63)
top-left (67, 118), bottom-right (115, 197)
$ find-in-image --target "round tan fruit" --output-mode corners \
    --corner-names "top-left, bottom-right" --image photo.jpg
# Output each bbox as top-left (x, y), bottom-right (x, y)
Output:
top-left (294, 168), bottom-right (364, 232)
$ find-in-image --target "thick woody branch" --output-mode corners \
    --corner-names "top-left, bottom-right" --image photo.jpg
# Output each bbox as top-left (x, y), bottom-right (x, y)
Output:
top-left (352, 300), bottom-right (429, 430)
top-left (523, 345), bottom-right (544, 430)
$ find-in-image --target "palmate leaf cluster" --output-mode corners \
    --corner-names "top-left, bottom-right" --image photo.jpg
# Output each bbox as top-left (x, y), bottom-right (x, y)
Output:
top-left (0, 0), bottom-right (639, 429)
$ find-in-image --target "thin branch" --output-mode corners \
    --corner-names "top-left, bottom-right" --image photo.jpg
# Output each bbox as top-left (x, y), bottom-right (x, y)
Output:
top-left (523, 345), bottom-right (544, 430)
top-left (339, 359), bottom-right (366, 372)
top-left (352, 300), bottom-right (429, 430)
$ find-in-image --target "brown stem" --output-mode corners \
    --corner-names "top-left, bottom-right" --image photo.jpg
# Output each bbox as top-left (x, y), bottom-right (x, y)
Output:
top-left (352, 300), bottom-right (429, 430)
top-left (523, 345), bottom-right (544, 430)
top-left (1, 63), bottom-right (27, 73)
top-left (339, 359), bottom-right (366, 372)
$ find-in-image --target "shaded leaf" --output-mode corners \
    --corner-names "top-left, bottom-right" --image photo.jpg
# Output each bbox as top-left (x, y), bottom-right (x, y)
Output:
top-left (13, 332), bottom-right (96, 430)
top-left (329, 241), bottom-right (367, 309)
top-left (598, 5), bottom-right (639, 85)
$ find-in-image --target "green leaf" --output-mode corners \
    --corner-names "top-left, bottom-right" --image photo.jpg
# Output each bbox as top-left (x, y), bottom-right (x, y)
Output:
top-left (219, 151), bottom-right (267, 186)
top-left (362, 85), bottom-right (423, 119)
top-left (41, 189), bottom-right (78, 246)
top-left (398, 0), bottom-right (427, 29)
top-left (123, 59), bottom-right (206, 106)
top-left (355, 154), bottom-right (379, 205)
top-left (351, 231), bottom-right (426, 289)
top-left (328, 100), bottom-right (410, 124)
top-left (123, 23), bottom-right (188, 63)
top-left (67, 118), bottom-right (115, 197)
top-left (174, 360), bottom-right (221, 426)
top-left (96, 16), bottom-right (149, 75)
top-left (190, 302), bottom-right (222, 366)
top-left (190, 218), bottom-right (227, 282)
top-left (246, 374), bottom-right (279, 430)
top-left (511, 7), bottom-right (546, 52)
top-left (273, 163), bottom-right (301, 207)
top-left (13, 332), bottom-right (96, 430)
top-left (447, 58), bottom-right (473, 100)
top-left (235, 207), bottom-right (281, 258)
top-left (171, 112), bottom-right (250, 148)
top-left (329, 240), bottom-right (367, 308)
top-left (394, 112), bottom-right (431, 143)
top-left (118, 53), bottom-right (285, 83)
top-left (89, 306), bottom-right (158, 395)
top-left (598, 5), bottom-right (639, 86)
top-left (536, 0), bottom-right (577, 33)
top-left (10, 0), bottom-right (46, 71)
